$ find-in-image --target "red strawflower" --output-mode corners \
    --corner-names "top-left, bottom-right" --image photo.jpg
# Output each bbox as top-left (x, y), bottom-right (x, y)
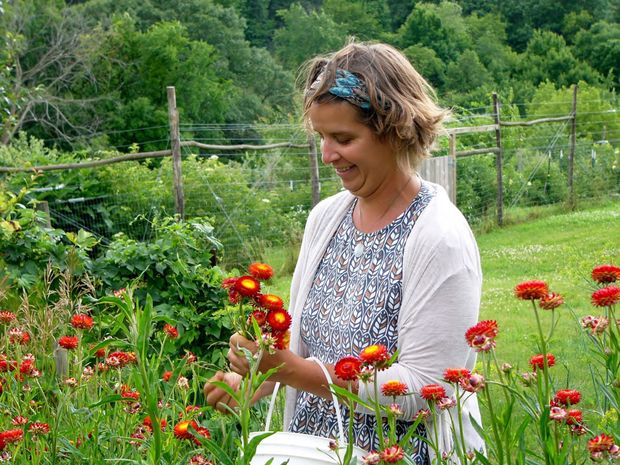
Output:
top-left (19, 360), bottom-right (34, 375)
top-left (11, 416), bottom-right (27, 426)
top-left (248, 262), bottom-right (273, 281)
top-left (0, 312), bottom-right (16, 324)
top-left (529, 353), bottom-right (556, 370)
top-left (9, 328), bottom-right (30, 345)
top-left (381, 380), bottom-right (408, 397)
top-left (173, 420), bottom-right (198, 440)
top-left (380, 444), bottom-right (405, 463)
top-left (58, 336), bottom-right (79, 350)
top-left (234, 276), bottom-right (261, 297)
top-left (107, 351), bottom-right (131, 368)
top-left (0, 429), bottom-right (23, 443)
top-left (420, 384), bottom-right (446, 402)
top-left (359, 344), bottom-right (390, 366)
top-left (163, 371), bottom-right (173, 382)
top-left (120, 384), bottom-right (140, 400)
top-left (71, 314), bottom-right (94, 330)
top-left (258, 294), bottom-right (284, 311)
top-left (565, 409), bottom-right (583, 425)
top-left (184, 351), bottom-right (197, 364)
top-left (334, 356), bottom-right (362, 381)
top-left (143, 416), bottom-right (167, 432)
top-left (266, 308), bottom-right (291, 332)
top-left (192, 426), bottom-right (211, 445)
top-left (515, 280), bottom-right (549, 300)
top-left (0, 360), bottom-right (16, 372)
top-left (554, 389), bottom-right (581, 406)
top-left (190, 455), bottom-right (214, 465)
top-left (587, 434), bottom-right (614, 453)
top-left (539, 292), bottom-right (564, 310)
top-left (592, 286), bottom-right (620, 307)
top-left (465, 320), bottom-right (498, 352)
top-left (273, 330), bottom-right (290, 350)
top-left (443, 368), bottom-right (471, 384)
top-left (28, 422), bottom-right (50, 435)
top-left (592, 265), bottom-right (620, 284)
top-left (163, 324), bottom-right (179, 339)
top-left (249, 310), bottom-right (267, 327)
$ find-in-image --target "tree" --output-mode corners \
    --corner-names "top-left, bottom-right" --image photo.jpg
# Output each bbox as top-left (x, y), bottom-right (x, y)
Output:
top-left (396, 5), bottom-right (458, 62)
top-left (0, 0), bottom-right (112, 146)
top-left (402, 45), bottom-right (446, 90)
top-left (273, 3), bottom-right (346, 71)
top-left (574, 21), bottom-right (620, 88)
top-left (519, 30), bottom-right (602, 90)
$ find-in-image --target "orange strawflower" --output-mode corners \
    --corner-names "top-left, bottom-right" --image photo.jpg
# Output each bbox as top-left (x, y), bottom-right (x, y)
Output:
top-left (71, 314), bottom-right (94, 330)
top-left (174, 420), bottom-right (198, 440)
top-left (234, 276), bottom-right (261, 297)
top-left (443, 368), bottom-right (471, 384)
top-left (248, 262), bottom-right (273, 281)
top-left (420, 384), bottom-right (446, 402)
top-left (539, 292), bottom-right (564, 310)
top-left (465, 320), bottom-right (498, 352)
top-left (514, 280), bottom-right (549, 300)
top-left (266, 308), bottom-right (291, 332)
top-left (163, 324), bottom-right (179, 339)
top-left (359, 344), bottom-right (390, 366)
top-left (381, 380), bottom-right (408, 397)
top-left (28, 422), bottom-right (50, 435)
top-left (59, 336), bottom-right (79, 350)
top-left (587, 433), bottom-right (614, 453)
top-left (258, 294), bottom-right (284, 311)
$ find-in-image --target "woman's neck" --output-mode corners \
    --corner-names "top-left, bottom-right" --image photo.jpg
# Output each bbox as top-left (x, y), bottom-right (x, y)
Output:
top-left (354, 174), bottom-right (420, 233)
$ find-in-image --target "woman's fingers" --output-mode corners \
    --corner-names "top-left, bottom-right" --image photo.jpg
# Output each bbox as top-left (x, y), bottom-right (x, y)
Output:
top-left (204, 371), bottom-right (239, 413)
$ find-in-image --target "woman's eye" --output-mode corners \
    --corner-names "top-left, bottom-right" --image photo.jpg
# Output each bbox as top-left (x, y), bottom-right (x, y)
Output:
top-left (336, 137), bottom-right (351, 144)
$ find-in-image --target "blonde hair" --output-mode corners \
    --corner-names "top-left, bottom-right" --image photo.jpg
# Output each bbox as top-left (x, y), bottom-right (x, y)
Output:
top-left (300, 41), bottom-right (449, 171)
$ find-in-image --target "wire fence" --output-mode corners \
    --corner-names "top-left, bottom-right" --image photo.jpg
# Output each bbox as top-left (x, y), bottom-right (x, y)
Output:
top-left (5, 95), bottom-right (619, 267)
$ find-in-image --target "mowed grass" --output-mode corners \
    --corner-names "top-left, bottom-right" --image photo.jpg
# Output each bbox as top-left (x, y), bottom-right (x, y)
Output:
top-left (478, 198), bottom-right (620, 398)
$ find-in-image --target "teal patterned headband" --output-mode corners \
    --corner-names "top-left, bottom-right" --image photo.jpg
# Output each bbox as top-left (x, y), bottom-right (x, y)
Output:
top-left (310, 68), bottom-right (371, 110)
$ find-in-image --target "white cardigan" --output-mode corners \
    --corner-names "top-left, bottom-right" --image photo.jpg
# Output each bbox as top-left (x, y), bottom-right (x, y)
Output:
top-left (284, 182), bottom-right (485, 458)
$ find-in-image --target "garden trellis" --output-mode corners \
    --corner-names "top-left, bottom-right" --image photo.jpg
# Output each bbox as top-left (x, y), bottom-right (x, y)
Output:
top-left (0, 86), bottom-right (617, 265)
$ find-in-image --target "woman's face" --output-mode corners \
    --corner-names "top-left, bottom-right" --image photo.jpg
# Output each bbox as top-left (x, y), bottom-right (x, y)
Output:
top-left (309, 101), bottom-right (400, 199)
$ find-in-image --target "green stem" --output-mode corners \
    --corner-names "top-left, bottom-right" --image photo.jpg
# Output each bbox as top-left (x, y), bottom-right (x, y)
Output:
top-left (483, 357), bottom-right (505, 465)
top-left (372, 373), bottom-right (385, 448)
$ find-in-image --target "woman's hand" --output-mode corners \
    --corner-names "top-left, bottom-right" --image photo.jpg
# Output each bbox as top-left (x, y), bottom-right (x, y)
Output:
top-left (203, 371), bottom-right (242, 413)
top-left (227, 333), bottom-right (259, 377)
top-left (227, 332), bottom-right (291, 379)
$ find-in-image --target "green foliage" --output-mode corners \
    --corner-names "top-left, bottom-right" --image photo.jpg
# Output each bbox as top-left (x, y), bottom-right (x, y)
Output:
top-left (0, 183), bottom-right (68, 289)
top-left (93, 217), bottom-right (229, 363)
top-left (273, 3), bottom-right (346, 70)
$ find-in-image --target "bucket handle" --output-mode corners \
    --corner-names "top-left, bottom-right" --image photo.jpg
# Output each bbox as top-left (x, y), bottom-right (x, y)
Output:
top-left (263, 356), bottom-right (346, 445)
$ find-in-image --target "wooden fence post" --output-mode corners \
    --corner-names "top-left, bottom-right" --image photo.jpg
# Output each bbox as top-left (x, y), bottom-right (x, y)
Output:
top-left (493, 92), bottom-right (504, 226)
top-left (167, 86), bottom-right (185, 220)
top-left (568, 84), bottom-right (578, 209)
top-left (448, 133), bottom-right (457, 204)
top-left (307, 133), bottom-right (320, 208)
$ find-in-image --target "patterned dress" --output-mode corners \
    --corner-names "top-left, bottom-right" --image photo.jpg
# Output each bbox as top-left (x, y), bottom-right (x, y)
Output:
top-left (289, 181), bottom-right (436, 464)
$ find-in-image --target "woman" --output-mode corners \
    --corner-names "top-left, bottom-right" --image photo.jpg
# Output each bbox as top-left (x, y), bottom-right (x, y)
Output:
top-left (205, 41), bottom-right (484, 462)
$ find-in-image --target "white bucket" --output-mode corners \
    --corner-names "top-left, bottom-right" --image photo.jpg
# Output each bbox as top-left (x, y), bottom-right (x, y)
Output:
top-left (248, 357), bottom-right (367, 465)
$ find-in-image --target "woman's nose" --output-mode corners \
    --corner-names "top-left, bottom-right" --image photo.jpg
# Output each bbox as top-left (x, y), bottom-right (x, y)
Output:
top-left (320, 138), bottom-right (339, 164)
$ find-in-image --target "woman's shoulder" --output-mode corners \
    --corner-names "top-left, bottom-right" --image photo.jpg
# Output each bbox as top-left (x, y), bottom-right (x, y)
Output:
top-left (408, 181), bottom-right (480, 268)
top-left (306, 190), bottom-right (354, 226)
